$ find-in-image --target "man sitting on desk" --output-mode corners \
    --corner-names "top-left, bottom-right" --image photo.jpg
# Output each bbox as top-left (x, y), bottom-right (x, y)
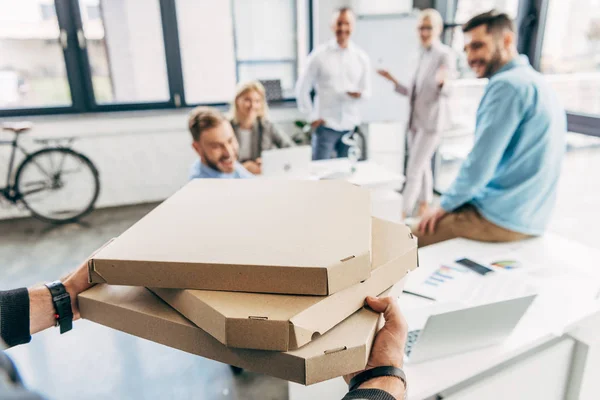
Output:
top-left (188, 106), bottom-right (253, 180)
top-left (416, 10), bottom-right (566, 247)
top-left (295, 7), bottom-right (371, 160)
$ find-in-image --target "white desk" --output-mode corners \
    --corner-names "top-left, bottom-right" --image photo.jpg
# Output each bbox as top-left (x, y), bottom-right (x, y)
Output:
top-left (309, 159), bottom-right (405, 223)
top-left (310, 159), bottom-right (404, 190)
top-left (290, 234), bottom-right (600, 400)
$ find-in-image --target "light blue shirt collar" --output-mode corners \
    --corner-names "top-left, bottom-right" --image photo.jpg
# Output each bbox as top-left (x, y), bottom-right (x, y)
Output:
top-left (188, 159), bottom-right (253, 180)
top-left (492, 55), bottom-right (530, 77)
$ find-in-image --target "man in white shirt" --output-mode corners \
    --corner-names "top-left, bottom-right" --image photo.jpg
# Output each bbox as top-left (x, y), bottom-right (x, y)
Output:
top-left (295, 7), bottom-right (371, 160)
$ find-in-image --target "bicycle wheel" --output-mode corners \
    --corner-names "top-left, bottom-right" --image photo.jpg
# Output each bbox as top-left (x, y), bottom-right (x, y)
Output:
top-left (15, 148), bottom-right (100, 224)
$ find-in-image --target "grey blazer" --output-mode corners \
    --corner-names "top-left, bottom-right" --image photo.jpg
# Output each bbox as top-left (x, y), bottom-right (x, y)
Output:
top-left (395, 41), bottom-right (456, 133)
top-left (230, 118), bottom-right (294, 162)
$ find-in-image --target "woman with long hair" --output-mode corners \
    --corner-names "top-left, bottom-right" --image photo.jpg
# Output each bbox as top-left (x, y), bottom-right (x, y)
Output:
top-left (230, 81), bottom-right (294, 174)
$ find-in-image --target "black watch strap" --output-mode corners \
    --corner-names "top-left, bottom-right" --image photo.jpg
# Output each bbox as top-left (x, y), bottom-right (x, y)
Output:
top-left (349, 366), bottom-right (407, 392)
top-left (45, 281), bottom-right (73, 334)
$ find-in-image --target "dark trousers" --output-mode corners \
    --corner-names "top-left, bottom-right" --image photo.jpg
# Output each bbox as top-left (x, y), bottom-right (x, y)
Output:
top-left (311, 126), bottom-right (351, 160)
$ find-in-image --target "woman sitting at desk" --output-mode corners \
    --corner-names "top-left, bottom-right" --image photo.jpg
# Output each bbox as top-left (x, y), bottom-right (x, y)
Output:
top-left (229, 81), bottom-right (294, 175)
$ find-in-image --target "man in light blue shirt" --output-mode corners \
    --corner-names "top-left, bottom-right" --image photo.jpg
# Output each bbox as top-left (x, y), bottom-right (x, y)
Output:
top-left (417, 11), bottom-right (566, 247)
top-left (188, 107), bottom-right (253, 180)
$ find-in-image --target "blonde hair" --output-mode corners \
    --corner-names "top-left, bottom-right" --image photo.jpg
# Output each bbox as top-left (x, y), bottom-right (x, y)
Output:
top-left (231, 81), bottom-right (270, 122)
top-left (420, 8), bottom-right (444, 33)
top-left (188, 106), bottom-right (226, 141)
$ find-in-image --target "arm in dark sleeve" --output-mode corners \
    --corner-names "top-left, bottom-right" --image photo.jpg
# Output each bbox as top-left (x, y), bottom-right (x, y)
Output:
top-left (1, 351), bottom-right (46, 400)
top-left (342, 389), bottom-right (397, 400)
top-left (0, 289), bottom-right (31, 348)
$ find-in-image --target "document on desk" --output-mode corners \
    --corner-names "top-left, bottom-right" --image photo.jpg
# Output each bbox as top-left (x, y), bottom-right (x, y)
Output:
top-left (482, 252), bottom-right (600, 330)
top-left (403, 260), bottom-right (537, 306)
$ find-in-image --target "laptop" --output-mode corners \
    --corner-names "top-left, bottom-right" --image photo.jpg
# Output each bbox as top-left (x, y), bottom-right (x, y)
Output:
top-left (261, 146), bottom-right (312, 178)
top-left (403, 295), bottom-right (536, 364)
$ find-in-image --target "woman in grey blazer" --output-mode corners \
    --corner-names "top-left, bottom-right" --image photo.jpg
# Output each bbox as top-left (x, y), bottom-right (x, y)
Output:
top-left (378, 9), bottom-right (456, 219)
top-left (230, 81), bottom-right (294, 174)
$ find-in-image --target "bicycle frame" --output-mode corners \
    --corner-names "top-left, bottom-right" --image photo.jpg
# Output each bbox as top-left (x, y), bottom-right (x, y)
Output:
top-left (0, 136), bottom-right (33, 199)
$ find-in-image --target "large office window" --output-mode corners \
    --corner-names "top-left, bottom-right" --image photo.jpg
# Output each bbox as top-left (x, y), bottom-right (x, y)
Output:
top-left (0, 0), bottom-right (71, 109)
top-left (540, 0), bottom-right (600, 116)
top-left (234, 0), bottom-right (298, 99)
top-left (0, 0), bottom-right (307, 115)
top-left (176, 0), bottom-right (237, 104)
top-left (176, 0), bottom-right (301, 105)
top-left (78, 0), bottom-right (170, 104)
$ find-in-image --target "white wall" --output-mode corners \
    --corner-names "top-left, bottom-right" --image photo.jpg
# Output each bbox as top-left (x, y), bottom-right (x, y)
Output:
top-left (0, 107), bottom-right (302, 220)
top-left (313, 0), bottom-right (349, 46)
top-left (313, 0), bottom-right (414, 45)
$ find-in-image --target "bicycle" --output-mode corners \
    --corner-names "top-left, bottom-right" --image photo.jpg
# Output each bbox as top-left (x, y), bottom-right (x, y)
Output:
top-left (1, 122), bottom-right (100, 224)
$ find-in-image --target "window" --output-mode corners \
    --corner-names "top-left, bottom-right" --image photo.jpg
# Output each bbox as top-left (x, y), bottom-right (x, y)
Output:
top-left (40, 2), bottom-right (57, 21)
top-left (0, 0), bottom-right (307, 115)
top-left (78, 0), bottom-right (170, 105)
top-left (233, 0), bottom-right (298, 99)
top-left (86, 5), bottom-right (100, 21)
top-left (454, 0), bottom-right (519, 23)
top-left (540, 0), bottom-right (600, 116)
top-left (0, 0), bottom-right (71, 109)
top-left (176, 0), bottom-right (237, 104)
top-left (176, 0), bottom-right (302, 104)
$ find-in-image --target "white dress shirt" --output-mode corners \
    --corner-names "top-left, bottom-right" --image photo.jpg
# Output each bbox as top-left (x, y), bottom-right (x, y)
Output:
top-left (295, 39), bottom-right (372, 132)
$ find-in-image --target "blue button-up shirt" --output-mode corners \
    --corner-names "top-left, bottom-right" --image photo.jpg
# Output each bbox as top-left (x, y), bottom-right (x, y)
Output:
top-left (440, 56), bottom-right (566, 235)
top-left (188, 159), bottom-right (254, 180)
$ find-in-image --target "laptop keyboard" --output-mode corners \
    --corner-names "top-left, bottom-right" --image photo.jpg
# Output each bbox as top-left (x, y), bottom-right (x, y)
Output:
top-left (405, 329), bottom-right (422, 357)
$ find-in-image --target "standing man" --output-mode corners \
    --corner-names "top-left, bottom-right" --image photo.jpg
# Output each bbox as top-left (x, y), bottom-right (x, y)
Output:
top-left (295, 7), bottom-right (371, 160)
top-left (416, 10), bottom-right (566, 247)
top-left (378, 9), bottom-right (456, 219)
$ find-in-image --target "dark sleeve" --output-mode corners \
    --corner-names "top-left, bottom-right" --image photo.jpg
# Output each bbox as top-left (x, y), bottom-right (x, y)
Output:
top-left (342, 389), bottom-right (397, 400)
top-left (0, 289), bottom-right (31, 348)
top-left (0, 351), bottom-right (45, 400)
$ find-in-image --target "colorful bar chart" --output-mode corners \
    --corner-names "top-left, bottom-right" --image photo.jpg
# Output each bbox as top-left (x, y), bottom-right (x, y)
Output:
top-left (423, 264), bottom-right (468, 287)
top-left (490, 260), bottom-right (522, 270)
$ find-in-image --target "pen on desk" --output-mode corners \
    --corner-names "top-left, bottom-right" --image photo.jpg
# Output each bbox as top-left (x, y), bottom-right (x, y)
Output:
top-left (402, 290), bottom-right (436, 302)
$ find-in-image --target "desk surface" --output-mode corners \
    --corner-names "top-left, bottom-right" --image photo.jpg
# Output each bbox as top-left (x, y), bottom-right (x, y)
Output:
top-left (291, 233), bottom-right (600, 400)
top-left (310, 159), bottom-right (404, 189)
top-left (402, 234), bottom-right (600, 399)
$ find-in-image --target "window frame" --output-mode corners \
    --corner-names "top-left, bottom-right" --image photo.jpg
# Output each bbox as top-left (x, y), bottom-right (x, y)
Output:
top-left (0, 0), bottom-right (313, 117)
top-left (439, 0), bottom-right (600, 137)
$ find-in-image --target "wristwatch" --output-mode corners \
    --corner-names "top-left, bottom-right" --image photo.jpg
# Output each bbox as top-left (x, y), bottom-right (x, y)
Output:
top-left (349, 366), bottom-right (407, 398)
top-left (45, 281), bottom-right (74, 334)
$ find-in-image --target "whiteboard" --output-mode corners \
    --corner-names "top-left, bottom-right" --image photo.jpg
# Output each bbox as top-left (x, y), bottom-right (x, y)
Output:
top-left (353, 14), bottom-right (420, 123)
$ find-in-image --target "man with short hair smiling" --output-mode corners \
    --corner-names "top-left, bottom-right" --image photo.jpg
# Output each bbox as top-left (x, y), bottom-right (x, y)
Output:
top-left (416, 10), bottom-right (566, 247)
top-left (188, 106), bottom-right (253, 179)
top-left (295, 7), bottom-right (371, 160)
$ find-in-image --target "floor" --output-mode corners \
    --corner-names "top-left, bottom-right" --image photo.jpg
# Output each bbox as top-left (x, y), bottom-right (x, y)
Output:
top-left (2, 136), bottom-right (599, 400)
top-left (1, 204), bottom-right (289, 400)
